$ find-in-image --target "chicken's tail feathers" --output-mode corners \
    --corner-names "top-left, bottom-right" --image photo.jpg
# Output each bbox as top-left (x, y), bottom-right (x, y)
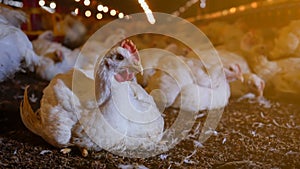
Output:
top-left (20, 85), bottom-right (42, 136)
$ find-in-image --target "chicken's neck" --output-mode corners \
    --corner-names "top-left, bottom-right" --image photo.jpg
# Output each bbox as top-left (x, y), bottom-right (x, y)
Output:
top-left (95, 61), bottom-right (113, 107)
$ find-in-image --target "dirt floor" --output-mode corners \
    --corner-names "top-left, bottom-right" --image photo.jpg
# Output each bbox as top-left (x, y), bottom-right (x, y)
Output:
top-left (1, 73), bottom-right (300, 168)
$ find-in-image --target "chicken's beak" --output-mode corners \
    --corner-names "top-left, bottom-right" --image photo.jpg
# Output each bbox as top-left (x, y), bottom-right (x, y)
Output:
top-left (238, 74), bottom-right (244, 82)
top-left (129, 61), bottom-right (143, 75)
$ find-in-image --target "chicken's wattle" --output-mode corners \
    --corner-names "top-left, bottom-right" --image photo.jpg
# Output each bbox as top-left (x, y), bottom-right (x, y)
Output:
top-left (114, 69), bottom-right (134, 82)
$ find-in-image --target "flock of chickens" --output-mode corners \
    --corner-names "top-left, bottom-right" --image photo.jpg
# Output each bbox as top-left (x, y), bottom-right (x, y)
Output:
top-left (1, 4), bottom-right (300, 156)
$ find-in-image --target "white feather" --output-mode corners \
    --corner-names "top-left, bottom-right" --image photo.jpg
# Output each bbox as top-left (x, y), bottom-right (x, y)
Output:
top-left (0, 9), bottom-right (39, 82)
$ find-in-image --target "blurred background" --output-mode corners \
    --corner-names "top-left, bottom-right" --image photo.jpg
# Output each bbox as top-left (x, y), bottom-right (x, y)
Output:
top-left (2, 0), bottom-right (300, 39)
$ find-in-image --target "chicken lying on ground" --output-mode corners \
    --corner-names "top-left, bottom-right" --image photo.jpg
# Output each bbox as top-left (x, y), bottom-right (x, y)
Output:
top-left (139, 49), bottom-right (243, 112)
top-left (200, 21), bottom-right (245, 52)
top-left (32, 31), bottom-right (80, 81)
top-left (269, 20), bottom-right (300, 60)
top-left (163, 43), bottom-right (265, 98)
top-left (20, 40), bottom-right (164, 157)
top-left (53, 15), bottom-right (87, 49)
top-left (240, 30), bottom-right (300, 102)
top-left (162, 44), bottom-right (265, 98)
top-left (0, 5), bottom-right (39, 82)
top-left (216, 49), bottom-right (265, 98)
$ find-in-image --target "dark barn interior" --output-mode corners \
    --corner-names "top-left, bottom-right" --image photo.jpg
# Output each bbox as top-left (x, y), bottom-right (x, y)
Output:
top-left (0, 0), bottom-right (300, 168)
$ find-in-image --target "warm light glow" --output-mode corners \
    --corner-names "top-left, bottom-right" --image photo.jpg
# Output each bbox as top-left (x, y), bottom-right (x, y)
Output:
top-left (229, 7), bottom-right (236, 13)
top-left (251, 2), bottom-right (258, 8)
top-left (239, 5), bottom-right (245, 11)
top-left (103, 6), bottom-right (109, 13)
top-left (200, 0), bottom-right (206, 9)
top-left (222, 10), bottom-right (229, 16)
top-left (84, 0), bottom-right (90, 6)
top-left (110, 9), bottom-right (117, 16)
top-left (179, 7), bottom-right (185, 13)
top-left (39, 0), bottom-right (45, 6)
top-left (173, 11), bottom-right (180, 16)
top-left (74, 8), bottom-right (79, 15)
top-left (49, 2), bottom-right (56, 9)
top-left (137, 0), bottom-right (156, 24)
top-left (6, 0), bottom-right (23, 7)
top-left (97, 4), bottom-right (103, 11)
top-left (172, 0), bottom-right (200, 16)
top-left (141, 3), bottom-right (149, 9)
top-left (200, 2), bottom-right (206, 8)
top-left (124, 15), bottom-right (130, 20)
top-left (85, 10), bottom-right (91, 17)
top-left (213, 12), bottom-right (222, 18)
top-left (96, 13), bottom-right (103, 19)
top-left (75, 0), bottom-right (80, 2)
top-left (118, 12), bottom-right (124, 19)
top-left (147, 13), bottom-right (156, 24)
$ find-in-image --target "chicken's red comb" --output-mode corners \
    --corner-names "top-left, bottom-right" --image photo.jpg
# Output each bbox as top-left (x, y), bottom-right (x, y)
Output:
top-left (121, 39), bottom-right (137, 54)
top-left (121, 39), bottom-right (139, 62)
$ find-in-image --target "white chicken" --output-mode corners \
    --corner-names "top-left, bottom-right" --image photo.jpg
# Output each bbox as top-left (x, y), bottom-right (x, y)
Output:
top-left (20, 39), bottom-right (164, 157)
top-left (201, 21), bottom-right (245, 52)
top-left (75, 29), bottom-right (129, 79)
top-left (270, 20), bottom-right (300, 60)
top-left (185, 47), bottom-right (265, 98)
top-left (32, 31), bottom-right (80, 81)
top-left (216, 49), bottom-right (265, 98)
top-left (55, 15), bottom-right (87, 49)
top-left (240, 31), bottom-right (300, 102)
top-left (0, 4), bottom-right (27, 28)
top-left (139, 49), bottom-right (243, 112)
top-left (0, 5), bottom-right (40, 82)
top-left (78, 29), bottom-right (127, 70)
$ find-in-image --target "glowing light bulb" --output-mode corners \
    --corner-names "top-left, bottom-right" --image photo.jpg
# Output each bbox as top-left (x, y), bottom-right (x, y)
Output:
top-left (200, 0), bottom-right (206, 8)
top-left (75, 0), bottom-right (80, 2)
top-left (84, 0), bottom-right (90, 6)
top-left (179, 7), bottom-right (185, 13)
top-left (147, 14), bottom-right (155, 24)
top-left (229, 7), bottom-right (236, 13)
top-left (251, 2), bottom-right (258, 8)
top-left (118, 12), bottom-right (124, 19)
top-left (97, 4), bottom-right (103, 11)
top-left (200, 2), bottom-right (206, 8)
top-left (96, 13), bottom-right (103, 19)
top-left (103, 6), bottom-right (109, 13)
top-left (39, 0), bottom-right (45, 6)
top-left (49, 2), bottom-right (56, 9)
top-left (124, 15), bottom-right (130, 20)
top-left (173, 11), bottom-right (180, 16)
top-left (239, 5), bottom-right (245, 11)
top-left (85, 10), bottom-right (91, 17)
top-left (222, 10), bottom-right (228, 16)
top-left (137, 0), bottom-right (156, 24)
top-left (110, 9), bottom-right (116, 16)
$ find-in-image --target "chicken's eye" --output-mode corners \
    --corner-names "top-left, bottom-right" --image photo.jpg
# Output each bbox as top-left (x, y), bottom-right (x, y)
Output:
top-left (116, 54), bottom-right (124, 60)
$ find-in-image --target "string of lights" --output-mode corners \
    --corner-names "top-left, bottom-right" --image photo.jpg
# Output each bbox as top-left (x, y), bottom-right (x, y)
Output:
top-left (172, 0), bottom-right (202, 16)
top-left (37, 0), bottom-right (128, 20)
top-left (186, 0), bottom-right (287, 22)
top-left (72, 0), bottom-right (128, 20)
top-left (137, 0), bottom-right (155, 24)
top-left (0, 0), bottom-right (23, 7)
